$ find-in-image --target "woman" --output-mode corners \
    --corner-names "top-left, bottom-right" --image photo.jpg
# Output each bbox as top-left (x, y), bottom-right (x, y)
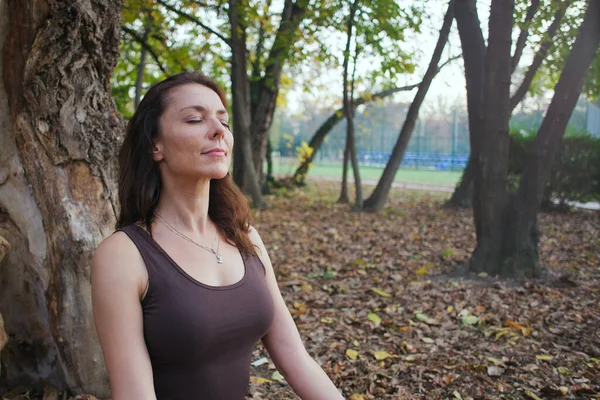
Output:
top-left (92, 72), bottom-right (343, 400)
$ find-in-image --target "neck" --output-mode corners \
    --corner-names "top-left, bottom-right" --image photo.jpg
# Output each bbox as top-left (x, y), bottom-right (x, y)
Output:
top-left (154, 176), bottom-right (212, 233)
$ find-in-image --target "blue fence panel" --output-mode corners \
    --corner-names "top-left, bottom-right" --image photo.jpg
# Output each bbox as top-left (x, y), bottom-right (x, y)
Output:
top-left (358, 151), bottom-right (469, 170)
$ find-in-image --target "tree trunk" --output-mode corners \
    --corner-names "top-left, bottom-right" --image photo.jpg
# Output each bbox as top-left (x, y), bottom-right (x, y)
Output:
top-left (291, 84), bottom-right (419, 185)
top-left (505, 0), bottom-right (600, 275)
top-left (446, 0), bottom-right (569, 209)
top-left (265, 138), bottom-right (274, 189)
top-left (1, 0), bottom-right (123, 396)
top-left (468, 0), bottom-right (514, 275)
top-left (229, 0), bottom-right (266, 208)
top-left (338, 141), bottom-right (350, 204)
top-left (444, 155), bottom-right (474, 208)
top-left (343, 0), bottom-right (363, 210)
top-left (250, 0), bottom-right (307, 188)
top-left (446, 0), bottom-right (486, 212)
top-left (362, 0), bottom-right (454, 212)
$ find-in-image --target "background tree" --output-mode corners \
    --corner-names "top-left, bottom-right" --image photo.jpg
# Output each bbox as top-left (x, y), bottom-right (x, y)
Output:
top-left (459, 0), bottom-right (600, 277)
top-left (447, 0), bottom-right (597, 208)
top-left (0, 0), bottom-right (122, 396)
top-left (361, 0), bottom-right (456, 211)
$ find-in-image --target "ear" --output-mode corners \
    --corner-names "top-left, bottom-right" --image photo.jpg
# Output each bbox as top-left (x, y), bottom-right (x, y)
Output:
top-left (152, 141), bottom-right (164, 162)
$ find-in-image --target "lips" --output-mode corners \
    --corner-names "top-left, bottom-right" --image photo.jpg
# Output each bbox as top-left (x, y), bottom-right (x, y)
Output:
top-left (202, 148), bottom-right (226, 155)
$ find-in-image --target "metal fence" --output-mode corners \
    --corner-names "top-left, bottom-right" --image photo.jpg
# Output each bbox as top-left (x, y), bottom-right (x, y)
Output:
top-left (587, 101), bottom-right (600, 137)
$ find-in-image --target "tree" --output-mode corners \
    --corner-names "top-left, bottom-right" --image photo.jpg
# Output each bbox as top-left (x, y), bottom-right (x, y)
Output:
top-left (228, 0), bottom-right (267, 207)
top-left (0, 0), bottom-right (122, 396)
top-left (447, 0), bottom-right (588, 208)
top-left (361, 0), bottom-right (455, 211)
top-left (461, 0), bottom-right (600, 277)
top-left (338, 0), bottom-right (362, 207)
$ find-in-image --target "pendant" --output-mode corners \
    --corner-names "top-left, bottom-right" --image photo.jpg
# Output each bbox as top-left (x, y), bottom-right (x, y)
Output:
top-left (216, 253), bottom-right (224, 264)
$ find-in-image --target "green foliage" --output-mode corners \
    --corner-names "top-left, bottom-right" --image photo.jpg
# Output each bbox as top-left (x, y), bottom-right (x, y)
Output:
top-left (516, 0), bottom-right (600, 101)
top-left (113, 0), bottom-right (231, 117)
top-left (509, 130), bottom-right (600, 204)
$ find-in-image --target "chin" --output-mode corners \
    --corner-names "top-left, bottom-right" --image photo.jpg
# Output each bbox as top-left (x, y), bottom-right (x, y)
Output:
top-left (208, 169), bottom-right (230, 180)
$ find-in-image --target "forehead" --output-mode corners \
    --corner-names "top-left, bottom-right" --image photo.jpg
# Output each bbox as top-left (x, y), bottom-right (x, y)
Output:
top-left (164, 83), bottom-right (226, 113)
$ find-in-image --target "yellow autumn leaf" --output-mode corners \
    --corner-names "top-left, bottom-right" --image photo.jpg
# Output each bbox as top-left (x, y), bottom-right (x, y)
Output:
top-left (271, 371), bottom-right (285, 382)
top-left (320, 317), bottom-right (335, 324)
top-left (349, 394), bottom-right (365, 400)
top-left (370, 287), bottom-right (391, 297)
top-left (346, 349), bottom-right (359, 360)
top-left (447, 305), bottom-right (454, 313)
top-left (559, 386), bottom-right (569, 395)
top-left (299, 283), bottom-right (313, 291)
top-left (415, 267), bottom-right (428, 275)
top-left (250, 376), bottom-right (272, 384)
top-left (536, 354), bottom-right (553, 361)
top-left (525, 390), bottom-right (543, 400)
top-left (373, 350), bottom-right (394, 360)
top-left (368, 312), bottom-right (382, 325)
top-left (487, 357), bottom-right (504, 366)
top-left (421, 337), bottom-right (435, 344)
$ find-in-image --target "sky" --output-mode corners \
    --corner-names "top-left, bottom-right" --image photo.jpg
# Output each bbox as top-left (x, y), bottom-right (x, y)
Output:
top-left (285, 0), bottom-right (495, 117)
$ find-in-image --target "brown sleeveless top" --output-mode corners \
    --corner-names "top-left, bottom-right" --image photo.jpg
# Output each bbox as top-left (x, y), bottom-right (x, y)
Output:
top-left (118, 224), bottom-right (275, 400)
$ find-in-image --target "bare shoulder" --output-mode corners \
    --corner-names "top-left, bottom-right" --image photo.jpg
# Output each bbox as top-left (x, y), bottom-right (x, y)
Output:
top-left (248, 225), bottom-right (265, 247)
top-left (247, 225), bottom-right (273, 271)
top-left (92, 231), bottom-right (147, 298)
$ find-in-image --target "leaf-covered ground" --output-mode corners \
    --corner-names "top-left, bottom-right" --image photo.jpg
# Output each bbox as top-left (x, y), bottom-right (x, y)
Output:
top-left (247, 181), bottom-right (600, 400)
top-left (3, 181), bottom-right (598, 400)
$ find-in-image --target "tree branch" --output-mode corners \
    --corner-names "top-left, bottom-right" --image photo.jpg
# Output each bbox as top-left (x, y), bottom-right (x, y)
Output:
top-left (510, 0), bottom-right (571, 110)
top-left (156, 0), bottom-right (231, 47)
top-left (511, 0), bottom-right (540, 74)
top-left (122, 26), bottom-right (167, 74)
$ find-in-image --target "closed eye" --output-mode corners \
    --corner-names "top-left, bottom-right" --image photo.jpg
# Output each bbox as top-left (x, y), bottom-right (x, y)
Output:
top-left (221, 121), bottom-right (230, 128)
top-left (186, 119), bottom-right (202, 124)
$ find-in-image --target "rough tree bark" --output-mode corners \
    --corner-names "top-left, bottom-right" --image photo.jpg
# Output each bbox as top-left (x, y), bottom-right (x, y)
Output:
top-left (0, 235), bottom-right (9, 355)
top-left (361, 0), bottom-right (455, 212)
top-left (229, 0), bottom-right (267, 208)
top-left (0, 0), bottom-right (123, 396)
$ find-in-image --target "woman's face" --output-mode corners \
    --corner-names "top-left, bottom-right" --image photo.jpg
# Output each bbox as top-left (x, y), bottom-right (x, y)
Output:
top-left (153, 83), bottom-right (233, 181)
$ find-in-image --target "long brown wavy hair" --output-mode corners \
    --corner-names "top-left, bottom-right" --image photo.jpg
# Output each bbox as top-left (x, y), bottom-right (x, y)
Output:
top-left (117, 72), bottom-right (255, 256)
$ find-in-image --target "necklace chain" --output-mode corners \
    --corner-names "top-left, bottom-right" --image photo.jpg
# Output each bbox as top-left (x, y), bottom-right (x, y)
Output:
top-left (154, 213), bottom-right (224, 264)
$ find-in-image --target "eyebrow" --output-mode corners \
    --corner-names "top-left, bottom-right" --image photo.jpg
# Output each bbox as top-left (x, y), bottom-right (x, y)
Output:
top-left (179, 105), bottom-right (228, 116)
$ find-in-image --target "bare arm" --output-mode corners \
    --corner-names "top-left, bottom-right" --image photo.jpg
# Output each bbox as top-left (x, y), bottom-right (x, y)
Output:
top-left (92, 232), bottom-right (157, 400)
top-left (249, 227), bottom-right (344, 400)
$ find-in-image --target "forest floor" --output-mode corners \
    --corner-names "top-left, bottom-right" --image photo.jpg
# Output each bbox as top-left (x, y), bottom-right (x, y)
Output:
top-left (246, 181), bottom-right (600, 400)
top-left (3, 181), bottom-right (598, 400)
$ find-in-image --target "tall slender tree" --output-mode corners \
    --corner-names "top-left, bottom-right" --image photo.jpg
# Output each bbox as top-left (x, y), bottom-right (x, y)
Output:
top-left (361, 0), bottom-right (455, 211)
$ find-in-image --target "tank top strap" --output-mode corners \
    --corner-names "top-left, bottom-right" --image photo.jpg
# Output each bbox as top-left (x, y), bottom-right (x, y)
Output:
top-left (116, 224), bottom-right (163, 282)
top-left (245, 252), bottom-right (267, 277)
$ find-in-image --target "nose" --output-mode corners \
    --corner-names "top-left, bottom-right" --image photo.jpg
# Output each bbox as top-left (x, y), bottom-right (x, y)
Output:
top-left (210, 118), bottom-right (226, 140)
